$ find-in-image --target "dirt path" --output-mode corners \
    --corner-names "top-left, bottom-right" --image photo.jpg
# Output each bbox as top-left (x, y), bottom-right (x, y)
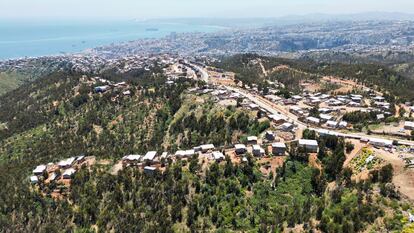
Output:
top-left (374, 149), bottom-right (414, 201)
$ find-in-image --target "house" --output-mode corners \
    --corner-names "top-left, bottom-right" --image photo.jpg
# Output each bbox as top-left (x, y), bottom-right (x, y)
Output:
top-left (373, 96), bottom-right (385, 102)
top-left (200, 144), bottom-right (215, 153)
top-left (144, 166), bottom-right (157, 175)
top-left (339, 121), bottom-right (348, 129)
top-left (265, 131), bottom-right (275, 141)
top-left (306, 117), bottom-right (320, 125)
top-left (33, 165), bottom-right (47, 176)
top-left (49, 172), bottom-right (58, 182)
top-left (235, 144), bottom-right (247, 155)
top-left (62, 168), bottom-right (76, 179)
top-left (94, 85), bottom-right (109, 93)
top-left (268, 114), bottom-right (286, 125)
top-left (319, 114), bottom-right (333, 123)
top-left (30, 176), bottom-right (39, 184)
top-left (247, 136), bottom-right (258, 144)
top-left (369, 138), bottom-right (393, 148)
top-left (272, 143), bottom-right (286, 155)
top-left (143, 151), bottom-right (157, 161)
top-left (252, 145), bottom-right (265, 157)
top-left (212, 151), bottom-right (225, 161)
top-left (377, 114), bottom-right (385, 121)
top-left (326, 120), bottom-right (338, 128)
top-left (249, 103), bottom-right (259, 110)
top-left (281, 122), bottom-right (294, 132)
top-left (298, 139), bottom-right (319, 153)
top-left (58, 157), bottom-right (76, 169)
top-left (123, 90), bottom-right (131, 96)
top-left (122, 155), bottom-right (141, 166)
top-left (175, 149), bottom-right (195, 158)
top-left (404, 121), bottom-right (414, 130)
top-left (76, 155), bottom-right (85, 164)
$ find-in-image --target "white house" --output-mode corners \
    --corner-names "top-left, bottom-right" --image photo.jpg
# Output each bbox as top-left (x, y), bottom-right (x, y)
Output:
top-left (212, 151), bottom-right (225, 161)
top-left (281, 122), bottom-right (294, 131)
top-left (404, 121), bottom-right (414, 130)
top-left (144, 166), bottom-right (157, 175)
top-left (200, 144), bottom-right (215, 153)
top-left (62, 168), bottom-right (76, 179)
top-left (235, 144), bottom-right (247, 155)
top-left (58, 157), bottom-right (76, 168)
top-left (306, 117), bottom-right (320, 125)
top-left (339, 121), bottom-right (348, 129)
top-left (272, 143), bottom-right (286, 156)
top-left (252, 145), bottom-right (265, 157)
top-left (369, 138), bottom-right (393, 148)
top-left (326, 121), bottom-right (338, 128)
top-left (33, 165), bottom-right (47, 176)
top-left (298, 139), bottom-right (319, 153)
top-left (30, 176), bottom-right (39, 184)
top-left (247, 136), bottom-right (258, 144)
top-left (143, 151), bottom-right (157, 161)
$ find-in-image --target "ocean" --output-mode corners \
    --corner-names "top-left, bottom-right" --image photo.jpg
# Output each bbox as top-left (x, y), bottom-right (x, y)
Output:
top-left (0, 20), bottom-right (224, 60)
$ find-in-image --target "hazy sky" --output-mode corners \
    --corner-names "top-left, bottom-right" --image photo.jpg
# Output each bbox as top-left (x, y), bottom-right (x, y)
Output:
top-left (1, 0), bottom-right (414, 20)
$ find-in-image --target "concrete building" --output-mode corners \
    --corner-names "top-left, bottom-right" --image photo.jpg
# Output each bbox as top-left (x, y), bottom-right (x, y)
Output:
top-left (200, 144), bottom-right (215, 153)
top-left (281, 122), bottom-right (294, 132)
top-left (306, 117), bottom-right (320, 125)
top-left (143, 151), bottom-right (157, 161)
top-left (144, 166), bottom-right (157, 175)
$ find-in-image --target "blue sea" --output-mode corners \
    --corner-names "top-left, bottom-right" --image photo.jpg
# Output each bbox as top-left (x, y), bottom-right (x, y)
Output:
top-left (0, 20), bottom-right (224, 60)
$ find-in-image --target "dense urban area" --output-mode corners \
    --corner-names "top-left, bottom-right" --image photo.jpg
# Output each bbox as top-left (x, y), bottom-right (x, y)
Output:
top-left (1, 19), bottom-right (414, 233)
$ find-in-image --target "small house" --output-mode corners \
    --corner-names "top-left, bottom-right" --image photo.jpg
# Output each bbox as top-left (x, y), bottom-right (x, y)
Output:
top-left (306, 117), bottom-right (320, 125)
top-left (281, 122), bottom-right (294, 132)
top-left (122, 155), bottom-right (141, 166)
top-left (62, 168), bottom-right (76, 179)
top-left (369, 138), bottom-right (393, 148)
top-left (404, 121), bottom-right (414, 130)
top-left (272, 143), bottom-right (286, 156)
top-left (33, 165), bottom-right (47, 176)
top-left (252, 145), bottom-right (265, 157)
top-left (212, 151), bottom-right (225, 161)
top-left (235, 144), bottom-right (247, 155)
top-left (144, 166), bottom-right (157, 175)
top-left (298, 139), bottom-right (319, 153)
top-left (200, 144), bottom-right (215, 153)
top-left (265, 131), bottom-right (275, 141)
top-left (58, 157), bottom-right (76, 169)
top-left (326, 121), bottom-right (338, 128)
top-left (30, 176), bottom-right (39, 184)
top-left (247, 136), bottom-right (258, 144)
top-left (143, 151), bottom-right (157, 161)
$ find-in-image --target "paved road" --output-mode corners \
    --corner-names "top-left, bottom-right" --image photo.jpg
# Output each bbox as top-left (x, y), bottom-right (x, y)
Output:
top-left (222, 76), bottom-right (414, 146)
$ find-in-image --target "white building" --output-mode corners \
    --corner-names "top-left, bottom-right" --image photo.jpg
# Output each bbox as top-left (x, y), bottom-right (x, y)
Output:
top-left (30, 176), bottom-right (39, 184)
top-left (369, 138), bottom-right (393, 148)
top-left (339, 121), bottom-right (348, 129)
top-left (143, 151), bottom-right (157, 161)
top-left (200, 144), bottom-right (215, 153)
top-left (298, 139), bottom-right (319, 152)
top-left (326, 121), bottom-right (338, 128)
top-left (306, 117), bottom-right (320, 125)
top-left (281, 122), bottom-right (294, 131)
top-left (404, 121), bottom-right (414, 130)
top-left (247, 136), bottom-right (258, 144)
top-left (212, 151), bottom-right (225, 161)
top-left (62, 168), bottom-right (76, 179)
top-left (235, 144), bottom-right (247, 155)
top-left (58, 157), bottom-right (76, 168)
top-left (33, 165), bottom-right (47, 176)
top-left (272, 143), bottom-right (286, 155)
top-left (252, 145), bottom-right (265, 157)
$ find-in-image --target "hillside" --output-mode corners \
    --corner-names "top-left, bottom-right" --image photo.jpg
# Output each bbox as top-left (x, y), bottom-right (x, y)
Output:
top-left (0, 63), bottom-right (413, 232)
top-left (213, 54), bottom-right (414, 101)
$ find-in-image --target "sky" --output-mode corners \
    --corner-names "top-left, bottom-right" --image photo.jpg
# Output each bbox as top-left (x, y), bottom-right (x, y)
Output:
top-left (0, 0), bottom-right (414, 20)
